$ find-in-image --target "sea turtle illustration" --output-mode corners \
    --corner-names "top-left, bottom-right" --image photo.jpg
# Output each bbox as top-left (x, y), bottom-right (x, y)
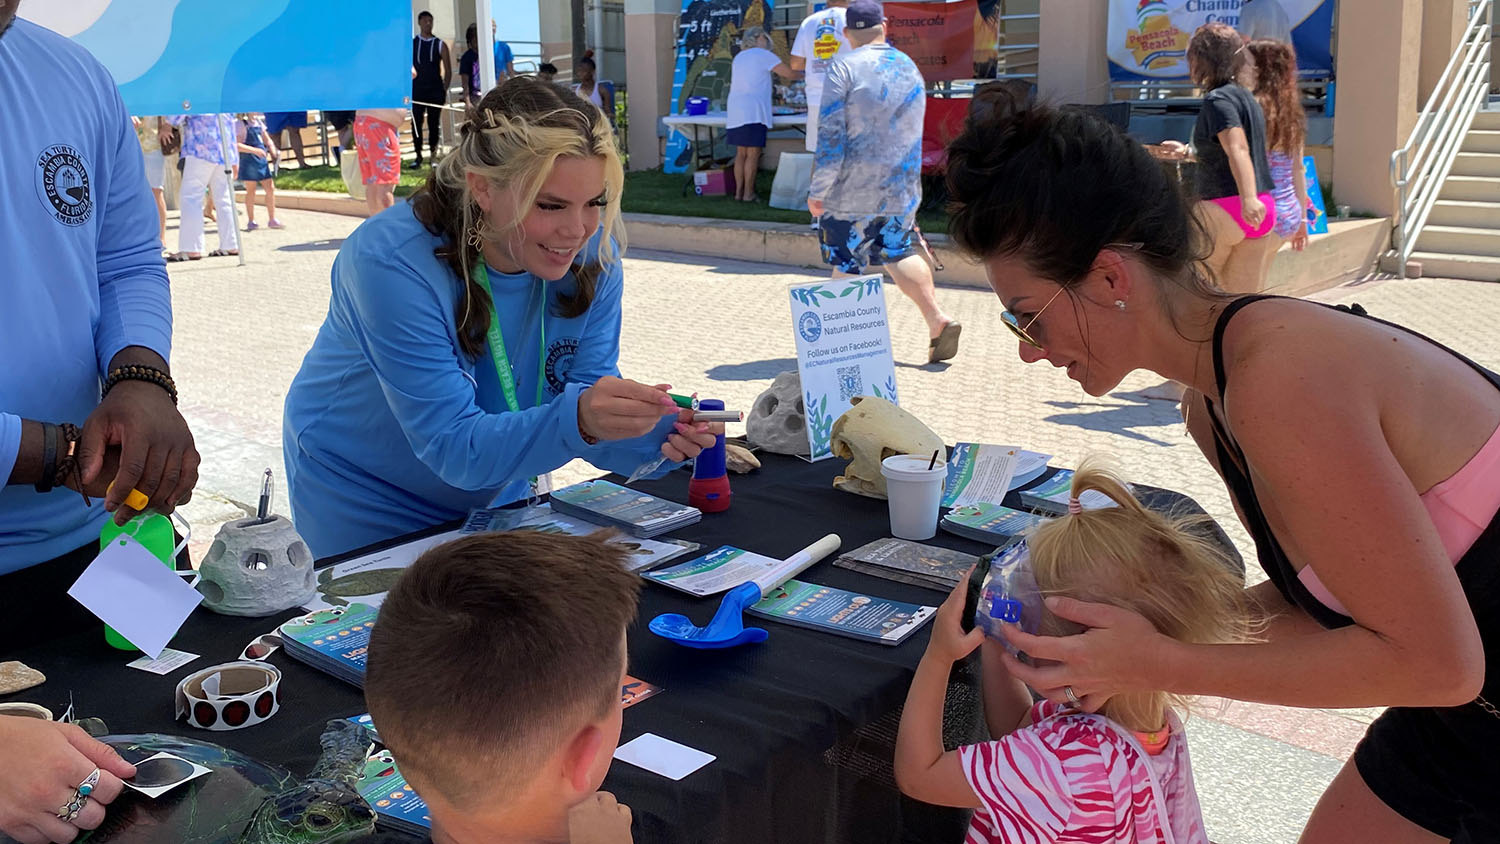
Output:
top-left (45, 720), bottom-right (377, 844)
top-left (315, 567), bottom-right (406, 607)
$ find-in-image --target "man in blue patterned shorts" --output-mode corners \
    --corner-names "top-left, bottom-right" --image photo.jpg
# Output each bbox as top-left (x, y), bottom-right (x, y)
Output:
top-left (807, 0), bottom-right (960, 363)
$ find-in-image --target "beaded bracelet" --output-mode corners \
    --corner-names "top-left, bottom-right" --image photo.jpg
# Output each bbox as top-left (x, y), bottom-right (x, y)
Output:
top-left (103, 364), bottom-right (178, 405)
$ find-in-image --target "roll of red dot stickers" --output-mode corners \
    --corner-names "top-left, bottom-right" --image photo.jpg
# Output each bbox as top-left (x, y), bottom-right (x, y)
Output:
top-left (174, 661), bottom-right (282, 731)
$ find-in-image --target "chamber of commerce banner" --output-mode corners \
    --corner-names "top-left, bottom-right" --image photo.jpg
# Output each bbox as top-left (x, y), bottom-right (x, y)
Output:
top-left (1107, 0), bottom-right (1333, 82)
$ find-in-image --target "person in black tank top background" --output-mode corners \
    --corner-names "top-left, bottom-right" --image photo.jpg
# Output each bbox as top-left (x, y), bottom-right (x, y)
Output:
top-left (941, 91), bottom-right (1500, 844)
top-left (411, 10), bottom-right (450, 169)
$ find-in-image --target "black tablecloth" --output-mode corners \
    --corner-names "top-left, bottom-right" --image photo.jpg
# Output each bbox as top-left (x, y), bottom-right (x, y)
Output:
top-left (0, 454), bottom-right (1235, 844)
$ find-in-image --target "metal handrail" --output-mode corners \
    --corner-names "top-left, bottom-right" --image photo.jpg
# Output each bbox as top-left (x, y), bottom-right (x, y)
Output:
top-left (1390, 0), bottom-right (1493, 272)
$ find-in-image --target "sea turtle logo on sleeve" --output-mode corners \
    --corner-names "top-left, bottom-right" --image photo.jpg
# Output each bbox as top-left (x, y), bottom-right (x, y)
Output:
top-left (35, 144), bottom-right (93, 227)
top-left (545, 337), bottom-right (581, 395)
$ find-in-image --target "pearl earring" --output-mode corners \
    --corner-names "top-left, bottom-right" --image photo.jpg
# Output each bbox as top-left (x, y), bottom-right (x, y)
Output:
top-left (1114, 300), bottom-right (1127, 311)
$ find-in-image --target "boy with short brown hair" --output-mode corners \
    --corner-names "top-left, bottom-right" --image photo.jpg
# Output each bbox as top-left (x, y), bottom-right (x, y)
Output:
top-left (365, 531), bottom-right (640, 843)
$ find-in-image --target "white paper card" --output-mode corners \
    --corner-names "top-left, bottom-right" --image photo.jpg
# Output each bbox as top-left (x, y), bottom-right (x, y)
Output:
top-left (122, 752), bottom-right (212, 798)
top-left (127, 648), bottom-right (200, 675)
top-left (613, 733), bottom-right (715, 781)
top-left (67, 535), bottom-right (203, 659)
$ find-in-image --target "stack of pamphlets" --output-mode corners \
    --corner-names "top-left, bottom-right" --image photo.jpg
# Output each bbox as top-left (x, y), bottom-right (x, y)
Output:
top-left (748, 580), bottom-right (936, 645)
top-left (463, 504), bottom-right (700, 572)
top-left (940, 503), bottom-right (1049, 544)
top-left (277, 603), bottom-right (378, 687)
top-left (1017, 469), bottom-right (1117, 516)
top-left (548, 479), bottom-right (700, 538)
top-left (831, 538), bottom-right (981, 591)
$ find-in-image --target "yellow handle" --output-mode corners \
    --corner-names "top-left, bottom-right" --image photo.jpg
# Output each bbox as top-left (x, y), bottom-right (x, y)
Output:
top-left (107, 481), bottom-right (150, 511)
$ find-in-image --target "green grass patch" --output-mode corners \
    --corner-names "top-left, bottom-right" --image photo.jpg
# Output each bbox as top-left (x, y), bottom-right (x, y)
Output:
top-left (621, 169), bottom-right (948, 234)
top-left (275, 164), bottom-right (428, 197)
top-left (274, 162), bottom-right (950, 234)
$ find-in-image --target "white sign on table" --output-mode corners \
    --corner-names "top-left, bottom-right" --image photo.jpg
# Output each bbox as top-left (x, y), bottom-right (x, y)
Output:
top-left (787, 276), bottom-right (899, 460)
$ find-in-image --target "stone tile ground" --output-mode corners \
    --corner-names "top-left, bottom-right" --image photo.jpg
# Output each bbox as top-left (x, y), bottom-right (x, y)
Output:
top-left (168, 207), bottom-right (1500, 843)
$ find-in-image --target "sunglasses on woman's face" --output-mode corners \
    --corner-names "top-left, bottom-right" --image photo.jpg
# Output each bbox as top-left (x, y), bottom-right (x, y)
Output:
top-left (1000, 285), bottom-right (1067, 350)
top-left (999, 243), bottom-right (1144, 349)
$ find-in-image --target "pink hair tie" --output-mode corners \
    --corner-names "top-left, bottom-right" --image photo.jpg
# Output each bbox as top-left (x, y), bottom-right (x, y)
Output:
top-left (1067, 496), bottom-right (1083, 515)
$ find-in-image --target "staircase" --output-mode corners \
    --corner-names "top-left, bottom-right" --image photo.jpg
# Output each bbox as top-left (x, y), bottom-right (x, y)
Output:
top-left (1412, 109), bottom-right (1500, 281)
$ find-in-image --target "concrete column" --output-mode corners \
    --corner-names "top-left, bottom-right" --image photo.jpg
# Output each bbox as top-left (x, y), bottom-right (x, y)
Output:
top-left (1332, 0), bottom-right (1423, 217)
top-left (1420, 0), bottom-right (1469, 106)
top-left (624, 0), bottom-right (678, 170)
top-left (1037, 0), bottom-right (1110, 105)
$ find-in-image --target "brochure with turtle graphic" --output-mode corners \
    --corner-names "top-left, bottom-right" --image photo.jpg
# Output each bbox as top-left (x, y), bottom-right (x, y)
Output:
top-left (301, 529), bottom-right (465, 612)
top-left (463, 504), bottom-right (701, 573)
top-left (548, 480), bottom-right (700, 538)
top-left (746, 580), bottom-right (936, 646)
top-left (278, 603), bottom-right (378, 687)
top-left (357, 750), bottom-right (430, 835)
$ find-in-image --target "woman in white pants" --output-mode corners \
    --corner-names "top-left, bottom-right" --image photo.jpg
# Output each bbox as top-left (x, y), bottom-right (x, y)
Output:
top-left (167, 113), bottom-right (239, 261)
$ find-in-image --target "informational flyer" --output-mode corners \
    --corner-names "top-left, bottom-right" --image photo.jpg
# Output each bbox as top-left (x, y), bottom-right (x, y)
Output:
top-left (787, 276), bottom-right (899, 460)
top-left (943, 444), bottom-right (1052, 508)
top-left (643, 546), bottom-right (797, 597)
top-left (747, 580), bottom-right (936, 645)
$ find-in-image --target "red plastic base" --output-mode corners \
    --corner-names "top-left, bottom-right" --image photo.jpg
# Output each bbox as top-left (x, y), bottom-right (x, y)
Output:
top-left (689, 474), bottom-right (732, 513)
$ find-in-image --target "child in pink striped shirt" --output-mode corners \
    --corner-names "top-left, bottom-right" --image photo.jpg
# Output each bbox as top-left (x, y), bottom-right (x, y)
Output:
top-left (894, 464), bottom-right (1253, 843)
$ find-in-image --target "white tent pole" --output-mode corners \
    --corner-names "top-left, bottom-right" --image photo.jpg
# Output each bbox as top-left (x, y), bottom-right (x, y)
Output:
top-left (477, 0), bottom-right (496, 92)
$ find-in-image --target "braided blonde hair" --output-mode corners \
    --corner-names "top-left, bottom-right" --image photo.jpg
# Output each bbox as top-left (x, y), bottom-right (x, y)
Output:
top-left (410, 76), bottom-right (625, 359)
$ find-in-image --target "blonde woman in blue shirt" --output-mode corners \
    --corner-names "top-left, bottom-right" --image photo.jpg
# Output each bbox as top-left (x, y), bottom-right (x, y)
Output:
top-left (284, 78), bottom-right (718, 559)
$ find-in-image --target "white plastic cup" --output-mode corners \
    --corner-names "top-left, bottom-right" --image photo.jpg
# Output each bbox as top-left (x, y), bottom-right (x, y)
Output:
top-left (881, 454), bottom-right (946, 541)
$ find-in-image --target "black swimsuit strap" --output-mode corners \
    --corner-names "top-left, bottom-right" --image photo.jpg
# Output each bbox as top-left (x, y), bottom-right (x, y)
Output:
top-left (1202, 293), bottom-right (1500, 629)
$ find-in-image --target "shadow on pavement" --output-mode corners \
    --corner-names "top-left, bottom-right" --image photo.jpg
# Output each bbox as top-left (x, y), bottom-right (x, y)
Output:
top-left (704, 358), bottom-right (798, 381)
top-left (1042, 393), bottom-right (1183, 447)
top-left (277, 239), bottom-right (345, 252)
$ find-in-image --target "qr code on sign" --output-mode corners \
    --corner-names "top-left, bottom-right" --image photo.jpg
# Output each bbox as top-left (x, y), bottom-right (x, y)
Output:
top-left (837, 366), bottom-right (863, 402)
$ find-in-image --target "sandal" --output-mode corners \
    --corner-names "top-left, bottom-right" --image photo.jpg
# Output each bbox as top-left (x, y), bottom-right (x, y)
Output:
top-left (928, 320), bottom-right (962, 364)
top-left (167, 253), bottom-right (202, 262)
top-left (245, 221), bottom-right (259, 232)
top-left (208, 249), bottom-right (239, 257)
top-left (267, 219), bottom-right (285, 230)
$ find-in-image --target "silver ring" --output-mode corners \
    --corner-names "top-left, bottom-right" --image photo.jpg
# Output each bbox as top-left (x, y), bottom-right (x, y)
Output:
top-left (56, 768), bottom-right (100, 821)
top-left (1064, 685), bottom-right (1082, 709)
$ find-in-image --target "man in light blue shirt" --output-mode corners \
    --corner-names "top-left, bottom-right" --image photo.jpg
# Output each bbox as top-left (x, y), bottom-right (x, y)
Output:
top-left (0, 12), bottom-right (199, 629)
top-left (807, 0), bottom-right (960, 364)
top-left (493, 21), bottom-right (515, 82)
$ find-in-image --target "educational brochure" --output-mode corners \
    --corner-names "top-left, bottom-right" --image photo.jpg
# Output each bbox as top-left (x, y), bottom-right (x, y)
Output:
top-left (358, 751), bottom-right (430, 836)
top-left (942, 444), bottom-right (1052, 508)
top-left (747, 579), bottom-right (936, 645)
top-left (278, 603), bottom-right (378, 687)
top-left (643, 545), bottom-right (804, 597)
top-left (548, 480), bottom-right (700, 538)
top-left (1017, 469), bottom-right (1118, 516)
top-left (622, 675), bottom-right (662, 708)
top-left (463, 504), bottom-right (701, 572)
top-left (832, 538), bottom-right (981, 592)
top-left (301, 529), bottom-right (465, 612)
top-left (941, 503), bottom-right (1049, 544)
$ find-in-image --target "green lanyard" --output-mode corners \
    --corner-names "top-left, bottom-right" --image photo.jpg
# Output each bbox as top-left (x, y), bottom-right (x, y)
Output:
top-left (472, 263), bottom-right (546, 413)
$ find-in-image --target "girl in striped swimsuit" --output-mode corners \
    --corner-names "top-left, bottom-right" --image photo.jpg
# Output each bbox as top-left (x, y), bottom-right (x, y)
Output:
top-left (895, 465), bottom-right (1252, 843)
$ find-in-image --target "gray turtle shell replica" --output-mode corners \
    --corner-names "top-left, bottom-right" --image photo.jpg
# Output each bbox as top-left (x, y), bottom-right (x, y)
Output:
top-left (0, 720), bottom-right (377, 844)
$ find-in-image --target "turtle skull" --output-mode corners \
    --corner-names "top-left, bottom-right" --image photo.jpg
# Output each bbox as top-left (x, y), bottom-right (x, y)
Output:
top-left (829, 396), bottom-right (945, 499)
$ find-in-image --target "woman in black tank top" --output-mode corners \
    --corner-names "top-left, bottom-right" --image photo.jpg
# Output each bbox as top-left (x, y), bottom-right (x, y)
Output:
top-left (942, 93), bottom-right (1500, 843)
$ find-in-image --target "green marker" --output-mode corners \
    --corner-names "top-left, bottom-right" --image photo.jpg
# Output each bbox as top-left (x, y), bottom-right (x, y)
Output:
top-left (668, 393), bottom-right (699, 410)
